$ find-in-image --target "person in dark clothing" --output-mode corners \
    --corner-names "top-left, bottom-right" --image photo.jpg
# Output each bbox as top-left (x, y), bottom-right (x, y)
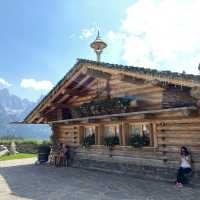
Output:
top-left (176, 146), bottom-right (192, 188)
top-left (63, 145), bottom-right (69, 167)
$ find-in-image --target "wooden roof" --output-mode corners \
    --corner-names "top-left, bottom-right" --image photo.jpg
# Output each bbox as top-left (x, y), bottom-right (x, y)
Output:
top-left (23, 59), bottom-right (200, 123)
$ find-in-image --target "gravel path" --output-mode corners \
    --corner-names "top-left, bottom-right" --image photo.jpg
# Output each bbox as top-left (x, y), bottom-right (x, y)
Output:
top-left (0, 158), bottom-right (199, 200)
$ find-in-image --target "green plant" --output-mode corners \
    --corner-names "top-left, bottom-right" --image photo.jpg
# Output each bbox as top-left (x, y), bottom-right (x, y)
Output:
top-left (128, 134), bottom-right (150, 148)
top-left (104, 136), bottom-right (119, 151)
top-left (82, 134), bottom-right (95, 147)
top-left (0, 153), bottom-right (36, 161)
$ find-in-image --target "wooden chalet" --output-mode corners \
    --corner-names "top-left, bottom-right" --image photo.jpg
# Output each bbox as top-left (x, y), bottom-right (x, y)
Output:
top-left (23, 35), bottom-right (200, 181)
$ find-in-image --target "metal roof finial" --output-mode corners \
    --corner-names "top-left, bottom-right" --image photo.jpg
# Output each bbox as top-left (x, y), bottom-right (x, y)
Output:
top-left (90, 31), bottom-right (107, 62)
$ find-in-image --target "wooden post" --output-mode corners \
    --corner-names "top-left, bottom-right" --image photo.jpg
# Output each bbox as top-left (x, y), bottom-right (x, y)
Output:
top-left (152, 123), bottom-right (158, 147)
top-left (119, 124), bottom-right (123, 146)
top-left (56, 109), bottom-right (63, 120)
top-left (95, 126), bottom-right (99, 145)
top-left (78, 126), bottom-right (84, 145)
top-left (120, 122), bottom-right (127, 146)
top-left (98, 124), bottom-right (104, 145)
top-left (124, 123), bottom-right (129, 146)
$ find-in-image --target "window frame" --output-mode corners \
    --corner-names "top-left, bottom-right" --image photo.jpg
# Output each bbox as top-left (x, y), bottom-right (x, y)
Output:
top-left (103, 124), bottom-right (120, 145)
top-left (83, 125), bottom-right (96, 145)
top-left (128, 122), bottom-right (153, 147)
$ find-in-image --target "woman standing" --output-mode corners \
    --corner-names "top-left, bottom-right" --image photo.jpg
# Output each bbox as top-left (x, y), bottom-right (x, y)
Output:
top-left (176, 146), bottom-right (192, 188)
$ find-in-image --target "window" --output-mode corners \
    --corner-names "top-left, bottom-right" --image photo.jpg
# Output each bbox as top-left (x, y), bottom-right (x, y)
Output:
top-left (130, 126), bottom-right (140, 136)
top-left (129, 123), bottom-right (152, 146)
top-left (85, 126), bottom-right (95, 137)
top-left (104, 125), bottom-right (120, 145)
top-left (83, 126), bottom-right (96, 145)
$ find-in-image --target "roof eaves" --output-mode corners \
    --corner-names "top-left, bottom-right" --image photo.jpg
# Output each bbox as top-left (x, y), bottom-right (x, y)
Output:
top-left (23, 58), bottom-right (200, 123)
top-left (23, 59), bottom-right (83, 122)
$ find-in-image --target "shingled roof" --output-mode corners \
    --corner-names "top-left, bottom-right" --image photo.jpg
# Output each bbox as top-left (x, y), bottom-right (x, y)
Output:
top-left (23, 58), bottom-right (200, 123)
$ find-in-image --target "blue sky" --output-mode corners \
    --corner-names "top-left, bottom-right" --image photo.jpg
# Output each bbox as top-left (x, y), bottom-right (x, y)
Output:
top-left (1, 0), bottom-right (200, 101)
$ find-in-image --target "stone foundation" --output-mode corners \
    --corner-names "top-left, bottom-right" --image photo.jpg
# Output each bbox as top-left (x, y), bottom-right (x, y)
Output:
top-left (71, 156), bottom-right (200, 186)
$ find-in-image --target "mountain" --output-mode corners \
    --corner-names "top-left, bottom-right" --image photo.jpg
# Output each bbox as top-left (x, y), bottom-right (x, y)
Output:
top-left (0, 88), bottom-right (50, 139)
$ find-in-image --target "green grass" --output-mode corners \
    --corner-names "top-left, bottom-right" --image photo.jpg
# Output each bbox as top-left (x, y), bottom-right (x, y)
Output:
top-left (0, 139), bottom-right (51, 145)
top-left (0, 153), bottom-right (37, 161)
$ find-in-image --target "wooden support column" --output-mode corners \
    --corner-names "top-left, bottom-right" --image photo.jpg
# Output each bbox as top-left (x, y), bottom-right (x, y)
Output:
top-left (97, 124), bottom-right (104, 145)
top-left (56, 109), bottom-right (63, 120)
top-left (95, 126), bottom-right (99, 145)
top-left (78, 126), bottom-right (84, 145)
top-left (124, 122), bottom-right (129, 146)
top-left (120, 122), bottom-right (127, 146)
top-left (152, 123), bottom-right (158, 148)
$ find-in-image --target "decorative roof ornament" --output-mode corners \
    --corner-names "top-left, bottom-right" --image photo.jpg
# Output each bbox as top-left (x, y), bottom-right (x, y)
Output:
top-left (90, 30), bottom-right (107, 62)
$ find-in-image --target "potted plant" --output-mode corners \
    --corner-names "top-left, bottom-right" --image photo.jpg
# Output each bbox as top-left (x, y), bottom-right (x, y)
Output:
top-left (104, 136), bottom-right (119, 153)
top-left (128, 134), bottom-right (150, 148)
top-left (82, 134), bottom-right (95, 148)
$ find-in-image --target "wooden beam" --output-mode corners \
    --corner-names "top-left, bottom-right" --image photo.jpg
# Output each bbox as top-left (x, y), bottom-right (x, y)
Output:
top-left (86, 68), bottom-right (111, 79)
top-left (37, 68), bottom-right (87, 114)
top-left (36, 117), bottom-right (45, 123)
top-left (118, 74), bottom-right (145, 84)
top-left (50, 103), bottom-right (70, 109)
top-left (61, 88), bottom-right (89, 96)
top-left (48, 106), bottom-right (196, 124)
top-left (87, 64), bottom-right (200, 88)
top-left (145, 79), bottom-right (163, 87)
top-left (57, 75), bottom-right (92, 103)
top-left (58, 76), bottom-right (95, 104)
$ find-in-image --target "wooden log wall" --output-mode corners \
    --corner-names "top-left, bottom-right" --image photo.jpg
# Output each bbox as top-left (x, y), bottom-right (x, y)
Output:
top-left (54, 116), bottom-right (200, 171)
top-left (54, 124), bottom-right (79, 146)
top-left (156, 120), bottom-right (200, 170)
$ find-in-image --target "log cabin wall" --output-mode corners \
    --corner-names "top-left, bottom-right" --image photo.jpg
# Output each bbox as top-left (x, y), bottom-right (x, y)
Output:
top-left (52, 112), bottom-right (200, 175)
top-left (156, 119), bottom-right (200, 171)
top-left (53, 124), bottom-right (79, 146)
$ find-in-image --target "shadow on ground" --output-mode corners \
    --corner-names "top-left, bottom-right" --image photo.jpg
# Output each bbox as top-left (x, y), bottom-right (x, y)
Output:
top-left (0, 162), bottom-right (199, 200)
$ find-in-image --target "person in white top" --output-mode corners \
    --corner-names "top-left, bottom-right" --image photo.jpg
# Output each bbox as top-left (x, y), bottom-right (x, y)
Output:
top-left (176, 146), bottom-right (192, 188)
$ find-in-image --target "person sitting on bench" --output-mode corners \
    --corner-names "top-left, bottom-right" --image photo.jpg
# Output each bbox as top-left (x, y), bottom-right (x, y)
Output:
top-left (176, 146), bottom-right (192, 188)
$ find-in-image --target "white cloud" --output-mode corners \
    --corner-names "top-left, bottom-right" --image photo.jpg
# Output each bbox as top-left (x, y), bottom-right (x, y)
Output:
top-left (80, 28), bottom-right (95, 39)
top-left (107, 31), bottom-right (118, 42)
top-left (0, 78), bottom-right (12, 88)
top-left (109, 0), bottom-right (200, 74)
top-left (20, 79), bottom-right (54, 91)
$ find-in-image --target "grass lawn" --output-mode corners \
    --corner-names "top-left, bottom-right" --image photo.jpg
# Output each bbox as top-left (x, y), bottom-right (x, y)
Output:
top-left (0, 153), bottom-right (37, 161)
